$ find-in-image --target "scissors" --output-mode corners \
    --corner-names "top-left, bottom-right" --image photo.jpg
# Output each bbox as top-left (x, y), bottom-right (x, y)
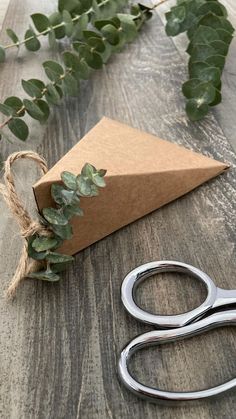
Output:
top-left (118, 260), bottom-right (236, 403)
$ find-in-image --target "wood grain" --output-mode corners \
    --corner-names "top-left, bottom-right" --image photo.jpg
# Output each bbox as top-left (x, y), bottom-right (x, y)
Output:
top-left (0, 1), bottom-right (236, 418)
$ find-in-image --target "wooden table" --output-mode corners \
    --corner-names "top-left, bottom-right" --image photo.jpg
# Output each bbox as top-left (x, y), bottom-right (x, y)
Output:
top-left (0, 1), bottom-right (235, 418)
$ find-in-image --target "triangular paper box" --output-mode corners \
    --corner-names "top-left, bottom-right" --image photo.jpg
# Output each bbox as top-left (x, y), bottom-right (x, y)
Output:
top-left (33, 117), bottom-right (228, 255)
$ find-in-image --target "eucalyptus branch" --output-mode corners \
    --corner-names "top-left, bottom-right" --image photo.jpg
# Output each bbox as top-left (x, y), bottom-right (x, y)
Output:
top-left (164, 0), bottom-right (235, 120)
top-left (0, 0), bottom-right (128, 62)
top-left (0, 4), bottom-right (153, 142)
top-left (27, 164), bottom-right (106, 282)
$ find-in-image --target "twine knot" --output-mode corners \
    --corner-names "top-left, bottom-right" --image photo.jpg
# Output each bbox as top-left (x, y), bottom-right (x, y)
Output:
top-left (0, 151), bottom-right (49, 299)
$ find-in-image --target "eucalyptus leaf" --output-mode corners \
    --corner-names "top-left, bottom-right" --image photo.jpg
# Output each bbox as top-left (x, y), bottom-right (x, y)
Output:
top-left (8, 118), bottom-right (29, 141)
top-left (32, 236), bottom-right (59, 252)
top-left (61, 171), bottom-right (78, 190)
top-left (31, 13), bottom-right (50, 33)
top-left (6, 28), bottom-right (19, 45)
top-left (49, 12), bottom-right (65, 39)
top-left (0, 45), bottom-right (6, 62)
top-left (45, 83), bottom-right (61, 105)
top-left (23, 98), bottom-right (45, 120)
top-left (62, 10), bottom-right (74, 37)
top-left (4, 97), bottom-right (24, 115)
top-left (46, 252), bottom-right (74, 264)
top-left (28, 270), bottom-right (60, 281)
top-left (63, 204), bottom-right (84, 219)
top-left (62, 73), bottom-right (78, 96)
top-left (24, 29), bottom-right (41, 51)
top-left (37, 99), bottom-right (50, 122)
top-left (28, 236), bottom-right (47, 260)
top-left (92, 173), bottom-right (106, 187)
top-left (186, 99), bottom-right (209, 121)
top-left (22, 79), bottom-right (42, 98)
top-left (51, 223), bottom-right (73, 240)
top-left (43, 207), bottom-right (68, 225)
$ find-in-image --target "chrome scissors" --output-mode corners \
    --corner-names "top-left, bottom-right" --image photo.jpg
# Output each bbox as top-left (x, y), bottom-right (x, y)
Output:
top-left (118, 260), bottom-right (236, 403)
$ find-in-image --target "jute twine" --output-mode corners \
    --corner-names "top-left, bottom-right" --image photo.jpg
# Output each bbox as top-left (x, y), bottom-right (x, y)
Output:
top-left (0, 151), bottom-right (50, 299)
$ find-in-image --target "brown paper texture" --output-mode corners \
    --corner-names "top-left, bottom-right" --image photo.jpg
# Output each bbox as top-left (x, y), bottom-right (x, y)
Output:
top-left (33, 117), bottom-right (228, 255)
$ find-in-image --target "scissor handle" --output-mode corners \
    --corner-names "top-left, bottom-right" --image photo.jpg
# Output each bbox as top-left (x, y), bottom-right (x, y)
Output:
top-left (121, 261), bottom-right (217, 328)
top-left (118, 309), bottom-right (236, 403)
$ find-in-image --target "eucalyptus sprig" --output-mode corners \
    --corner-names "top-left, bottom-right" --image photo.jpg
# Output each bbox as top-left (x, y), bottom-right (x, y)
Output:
top-left (165, 0), bottom-right (235, 121)
top-left (0, 4), bottom-right (152, 142)
top-left (28, 163), bottom-right (106, 281)
top-left (0, 0), bottom-right (128, 61)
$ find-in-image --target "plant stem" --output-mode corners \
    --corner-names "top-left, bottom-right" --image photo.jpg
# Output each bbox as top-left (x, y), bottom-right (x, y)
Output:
top-left (3, 0), bottom-right (111, 50)
top-left (0, 69), bottom-right (72, 129)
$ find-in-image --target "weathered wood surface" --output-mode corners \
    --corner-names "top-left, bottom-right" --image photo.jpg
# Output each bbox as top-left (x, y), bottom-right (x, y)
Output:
top-left (0, 1), bottom-right (236, 418)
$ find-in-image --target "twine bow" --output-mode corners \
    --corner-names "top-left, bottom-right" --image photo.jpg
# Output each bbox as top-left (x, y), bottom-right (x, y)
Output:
top-left (0, 151), bottom-right (49, 299)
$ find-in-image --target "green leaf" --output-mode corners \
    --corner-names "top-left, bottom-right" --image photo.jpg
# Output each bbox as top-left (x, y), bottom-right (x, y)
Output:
top-left (63, 204), bottom-right (84, 219)
top-left (186, 99), bottom-right (209, 121)
top-left (8, 118), bottom-right (29, 141)
top-left (22, 79), bottom-right (42, 98)
top-left (92, 174), bottom-right (106, 187)
top-left (101, 24), bottom-right (120, 45)
top-left (198, 13), bottom-right (234, 35)
top-left (165, 5), bottom-right (186, 36)
top-left (189, 64), bottom-right (221, 86)
top-left (31, 13), bottom-right (50, 33)
top-left (72, 13), bottom-right (89, 40)
top-left (190, 43), bottom-right (216, 61)
top-left (32, 236), bottom-right (59, 252)
top-left (205, 54), bottom-right (225, 71)
top-left (87, 37), bottom-right (106, 53)
top-left (62, 10), bottom-right (74, 37)
top-left (51, 223), bottom-right (73, 240)
top-left (27, 270), bottom-right (60, 281)
top-left (6, 28), bottom-right (19, 45)
top-left (51, 184), bottom-right (78, 206)
top-left (0, 45), bottom-right (6, 63)
top-left (209, 88), bottom-right (222, 106)
top-left (43, 207), bottom-right (68, 225)
top-left (28, 236), bottom-right (47, 260)
top-left (45, 83), bottom-right (61, 105)
top-left (46, 252), bottom-right (74, 264)
top-left (77, 175), bottom-right (92, 196)
top-left (61, 171), bottom-right (78, 190)
top-left (216, 28), bottom-right (233, 44)
top-left (48, 29), bottom-right (57, 48)
top-left (62, 73), bottom-right (78, 96)
top-left (94, 19), bottom-right (119, 31)
top-left (23, 99), bottom-right (45, 121)
top-left (182, 78), bottom-right (202, 98)
top-left (0, 103), bottom-right (14, 116)
top-left (24, 29), bottom-right (41, 51)
top-left (81, 162), bottom-right (96, 178)
top-left (58, 0), bottom-right (79, 13)
top-left (37, 99), bottom-right (50, 122)
top-left (49, 12), bottom-right (65, 39)
top-left (209, 40), bottom-right (229, 56)
top-left (117, 13), bottom-right (138, 42)
top-left (194, 81), bottom-right (216, 104)
top-left (79, 45), bottom-right (103, 69)
top-left (196, 2), bottom-right (227, 18)
top-left (62, 51), bottom-right (81, 71)
top-left (43, 60), bottom-right (64, 75)
top-left (4, 97), bottom-right (24, 115)
top-left (191, 25), bottom-right (220, 44)
top-left (77, 60), bottom-right (91, 80)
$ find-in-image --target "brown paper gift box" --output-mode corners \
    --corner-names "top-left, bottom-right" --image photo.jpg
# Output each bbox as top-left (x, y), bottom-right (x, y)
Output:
top-left (33, 117), bottom-right (228, 255)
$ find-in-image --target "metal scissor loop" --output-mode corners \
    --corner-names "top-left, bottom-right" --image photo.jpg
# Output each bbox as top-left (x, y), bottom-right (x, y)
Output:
top-left (118, 261), bottom-right (236, 403)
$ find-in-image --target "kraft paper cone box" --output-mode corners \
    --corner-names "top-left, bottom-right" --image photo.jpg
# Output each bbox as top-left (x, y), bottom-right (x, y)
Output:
top-left (33, 117), bottom-right (228, 255)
